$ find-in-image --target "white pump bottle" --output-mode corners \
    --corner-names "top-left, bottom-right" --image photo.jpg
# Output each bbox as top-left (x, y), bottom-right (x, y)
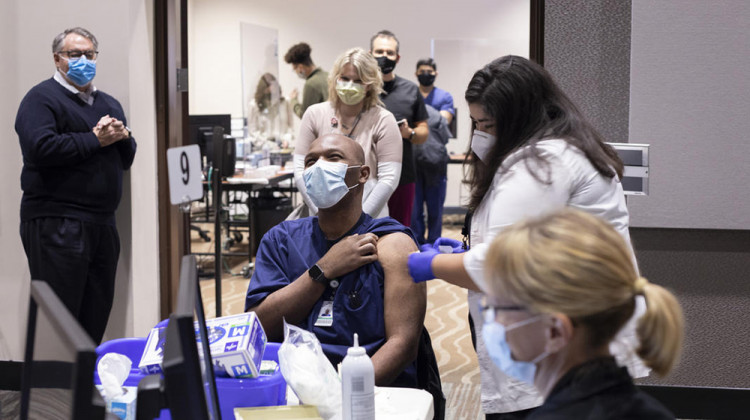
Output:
top-left (341, 333), bottom-right (375, 420)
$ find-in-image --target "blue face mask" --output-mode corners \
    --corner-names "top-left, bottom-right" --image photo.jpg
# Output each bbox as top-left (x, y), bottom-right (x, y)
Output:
top-left (482, 315), bottom-right (548, 386)
top-left (303, 159), bottom-right (360, 209)
top-left (65, 57), bottom-right (97, 87)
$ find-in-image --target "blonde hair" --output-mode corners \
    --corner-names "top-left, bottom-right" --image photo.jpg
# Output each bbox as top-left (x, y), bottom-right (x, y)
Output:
top-left (328, 47), bottom-right (384, 111)
top-left (484, 208), bottom-right (684, 376)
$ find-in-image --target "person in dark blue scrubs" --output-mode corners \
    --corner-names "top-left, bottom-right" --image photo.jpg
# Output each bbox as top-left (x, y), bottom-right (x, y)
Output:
top-left (245, 133), bottom-right (426, 387)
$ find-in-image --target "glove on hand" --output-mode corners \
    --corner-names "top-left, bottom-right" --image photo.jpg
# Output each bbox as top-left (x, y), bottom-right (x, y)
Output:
top-left (408, 248), bottom-right (438, 283)
top-left (431, 237), bottom-right (465, 254)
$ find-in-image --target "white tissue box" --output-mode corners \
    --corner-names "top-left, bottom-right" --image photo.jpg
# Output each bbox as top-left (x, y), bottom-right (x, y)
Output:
top-left (138, 312), bottom-right (267, 379)
top-left (96, 385), bottom-right (137, 420)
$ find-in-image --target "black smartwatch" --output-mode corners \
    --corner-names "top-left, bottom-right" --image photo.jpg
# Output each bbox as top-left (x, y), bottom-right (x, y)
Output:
top-left (308, 264), bottom-right (328, 285)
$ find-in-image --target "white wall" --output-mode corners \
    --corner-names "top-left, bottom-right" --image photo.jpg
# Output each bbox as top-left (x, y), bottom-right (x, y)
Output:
top-left (629, 1), bottom-right (750, 229)
top-left (0, 0), bottom-right (24, 359)
top-left (188, 0), bottom-right (530, 208)
top-left (0, 0), bottom-right (160, 359)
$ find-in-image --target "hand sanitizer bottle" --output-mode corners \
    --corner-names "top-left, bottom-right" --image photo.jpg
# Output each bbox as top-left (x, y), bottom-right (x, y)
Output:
top-left (342, 333), bottom-right (375, 420)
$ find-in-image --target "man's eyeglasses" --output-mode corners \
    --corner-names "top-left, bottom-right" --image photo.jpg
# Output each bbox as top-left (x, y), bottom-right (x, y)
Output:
top-left (59, 50), bottom-right (99, 60)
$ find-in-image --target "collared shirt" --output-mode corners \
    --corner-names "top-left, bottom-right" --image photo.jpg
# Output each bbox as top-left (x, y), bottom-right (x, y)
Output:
top-left (53, 70), bottom-right (97, 106)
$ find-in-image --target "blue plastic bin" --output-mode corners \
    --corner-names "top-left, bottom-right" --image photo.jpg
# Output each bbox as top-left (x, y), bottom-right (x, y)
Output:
top-left (95, 337), bottom-right (286, 419)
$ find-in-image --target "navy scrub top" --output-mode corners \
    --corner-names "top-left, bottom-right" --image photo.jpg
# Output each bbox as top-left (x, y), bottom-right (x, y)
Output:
top-left (245, 212), bottom-right (419, 387)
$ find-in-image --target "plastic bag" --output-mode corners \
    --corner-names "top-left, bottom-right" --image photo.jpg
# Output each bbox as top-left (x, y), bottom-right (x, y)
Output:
top-left (277, 320), bottom-right (342, 420)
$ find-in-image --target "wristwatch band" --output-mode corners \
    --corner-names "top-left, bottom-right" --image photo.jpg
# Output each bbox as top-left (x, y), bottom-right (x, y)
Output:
top-left (409, 129), bottom-right (416, 141)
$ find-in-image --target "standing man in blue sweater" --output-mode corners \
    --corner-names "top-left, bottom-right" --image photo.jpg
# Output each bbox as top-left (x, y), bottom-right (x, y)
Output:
top-left (15, 27), bottom-right (136, 344)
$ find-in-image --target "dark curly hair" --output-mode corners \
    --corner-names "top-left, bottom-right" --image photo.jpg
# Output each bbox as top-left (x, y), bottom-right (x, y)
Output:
top-left (464, 55), bottom-right (624, 212)
top-left (284, 42), bottom-right (313, 66)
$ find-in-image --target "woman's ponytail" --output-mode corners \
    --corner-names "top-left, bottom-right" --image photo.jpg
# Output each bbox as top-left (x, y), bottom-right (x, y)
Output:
top-left (636, 280), bottom-right (685, 376)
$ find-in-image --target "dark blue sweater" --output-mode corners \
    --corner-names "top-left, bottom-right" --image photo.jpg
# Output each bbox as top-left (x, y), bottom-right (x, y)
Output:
top-left (16, 78), bottom-right (137, 225)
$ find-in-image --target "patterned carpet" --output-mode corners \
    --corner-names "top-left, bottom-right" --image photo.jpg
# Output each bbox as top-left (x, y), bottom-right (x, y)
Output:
top-left (194, 220), bottom-right (484, 419)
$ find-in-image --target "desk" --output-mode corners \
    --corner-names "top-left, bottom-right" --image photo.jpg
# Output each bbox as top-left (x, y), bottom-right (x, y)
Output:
top-left (449, 153), bottom-right (468, 164)
top-left (192, 171), bottom-right (296, 276)
top-left (445, 154), bottom-right (469, 215)
top-left (374, 387), bottom-right (434, 420)
top-left (222, 171), bottom-right (296, 259)
top-left (222, 171), bottom-right (294, 191)
top-left (241, 386), bottom-right (434, 420)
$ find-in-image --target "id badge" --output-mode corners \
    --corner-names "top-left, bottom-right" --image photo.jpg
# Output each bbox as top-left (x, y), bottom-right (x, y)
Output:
top-left (314, 300), bottom-right (334, 327)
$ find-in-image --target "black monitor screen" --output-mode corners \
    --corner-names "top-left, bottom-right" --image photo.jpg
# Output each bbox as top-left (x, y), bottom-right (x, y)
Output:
top-left (20, 281), bottom-right (107, 420)
top-left (162, 255), bottom-right (221, 420)
top-left (188, 114), bottom-right (232, 161)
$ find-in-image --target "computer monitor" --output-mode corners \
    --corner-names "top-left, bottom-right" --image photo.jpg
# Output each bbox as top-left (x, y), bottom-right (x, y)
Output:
top-left (19, 280), bottom-right (110, 420)
top-left (188, 114), bottom-right (236, 177)
top-left (137, 255), bottom-right (221, 420)
top-left (163, 254), bottom-right (222, 419)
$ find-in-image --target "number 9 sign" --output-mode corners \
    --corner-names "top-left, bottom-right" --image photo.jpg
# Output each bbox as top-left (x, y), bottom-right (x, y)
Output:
top-left (167, 145), bottom-right (203, 205)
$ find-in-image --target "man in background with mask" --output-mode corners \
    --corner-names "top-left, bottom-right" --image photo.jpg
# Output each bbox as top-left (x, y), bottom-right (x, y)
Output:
top-left (15, 27), bottom-right (136, 344)
top-left (370, 30), bottom-right (428, 227)
top-left (412, 58), bottom-right (455, 246)
top-left (416, 58), bottom-right (455, 124)
top-left (245, 133), bottom-right (426, 388)
top-left (284, 42), bottom-right (329, 118)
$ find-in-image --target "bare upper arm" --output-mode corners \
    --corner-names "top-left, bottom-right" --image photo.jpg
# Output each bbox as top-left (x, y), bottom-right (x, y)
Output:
top-left (377, 233), bottom-right (425, 341)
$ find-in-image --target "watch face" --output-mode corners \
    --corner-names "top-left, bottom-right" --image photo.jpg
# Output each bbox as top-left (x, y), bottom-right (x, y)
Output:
top-left (309, 264), bottom-right (325, 283)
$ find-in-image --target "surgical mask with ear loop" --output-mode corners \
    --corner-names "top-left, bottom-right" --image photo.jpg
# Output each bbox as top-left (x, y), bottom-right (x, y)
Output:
top-left (482, 314), bottom-right (549, 386)
top-left (335, 80), bottom-right (367, 105)
top-left (470, 130), bottom-right (497, 163)
top-left (63, 56), bottom-right (97, 87)
top-left (303, 159), bottom-right (362, 209)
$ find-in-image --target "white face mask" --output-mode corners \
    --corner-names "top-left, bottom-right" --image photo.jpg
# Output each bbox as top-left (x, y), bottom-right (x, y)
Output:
top-left (296, 70), bottom-right (307, 79)
top-left (470, 130), bottom-right (497, 163)
top-left (303, 159), bottom-right (361, 209)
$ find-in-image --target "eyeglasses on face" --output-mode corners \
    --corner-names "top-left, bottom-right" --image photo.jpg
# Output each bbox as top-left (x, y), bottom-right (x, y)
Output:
top-left (59, 50), bottom-right (99, 60)
top-left (479, 299), bottom-right (527, 323)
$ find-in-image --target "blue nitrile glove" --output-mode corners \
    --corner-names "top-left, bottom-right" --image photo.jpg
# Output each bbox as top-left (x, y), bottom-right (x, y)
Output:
top-left (408, 248), bottom-right (439, 283)
top-left (419, 243), bottom-right (434, 252)
top-left (432, 237), bottom-right (466, 254)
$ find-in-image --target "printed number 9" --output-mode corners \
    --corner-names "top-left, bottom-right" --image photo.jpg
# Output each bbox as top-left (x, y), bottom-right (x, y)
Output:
top-left (180, 151), bottom-right (189, 185)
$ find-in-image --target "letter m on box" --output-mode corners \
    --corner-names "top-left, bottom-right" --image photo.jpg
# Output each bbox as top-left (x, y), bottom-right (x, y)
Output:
top-left (229, 325), bottom-right (248, 337)
top-left (232, 364), bottom-right (250, 376)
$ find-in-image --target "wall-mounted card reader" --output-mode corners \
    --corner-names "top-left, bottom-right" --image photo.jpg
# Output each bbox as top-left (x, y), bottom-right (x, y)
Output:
top-left (607, 143), bottom-right (649, 196)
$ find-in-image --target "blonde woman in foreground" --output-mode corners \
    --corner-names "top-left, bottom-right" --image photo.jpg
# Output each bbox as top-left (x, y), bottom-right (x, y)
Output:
top-left (481, 209), bottom-right (684, 419)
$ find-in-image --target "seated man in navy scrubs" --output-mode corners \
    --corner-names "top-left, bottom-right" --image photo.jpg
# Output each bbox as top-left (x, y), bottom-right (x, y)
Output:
top-left (245, 133), bottom-right (426, 387)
